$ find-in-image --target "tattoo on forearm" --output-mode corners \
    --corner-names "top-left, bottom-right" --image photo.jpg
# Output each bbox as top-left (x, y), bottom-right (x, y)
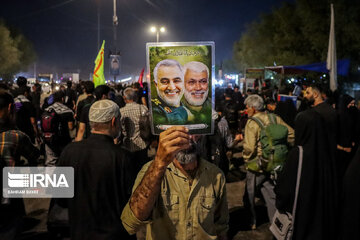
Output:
top-left (129, 162), bottom-right (166, 221)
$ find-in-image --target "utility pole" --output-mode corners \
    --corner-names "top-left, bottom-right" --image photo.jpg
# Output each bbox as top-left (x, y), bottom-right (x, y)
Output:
top-left (97, 0), bottom-right (100, 50)
top-left (111, 0), bottom-right (120, 82)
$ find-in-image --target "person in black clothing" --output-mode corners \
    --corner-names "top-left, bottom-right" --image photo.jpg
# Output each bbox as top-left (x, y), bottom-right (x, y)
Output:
top-left (232, 85), bottom-right (245, 111)
top-left (0, 90), bottom-right (40, 240)
top-left (336, 94), bottom-right (357, 180)
top-left (75, 81), bottom-right (95, 121)
top-left (31, 83), bottom-right (42, 120)
top-left (222, 88), bottom-right (238, 133)
top-left (75, 85), bottom-right (111, 141)
top-left (43, 91), bottom-right (74, 166)
top-left (58, 100), bottom-right (135, 240)
top-left (64, 80), bottom-right (77, 111)
top-left (303, 84), bottom-right (338, 157)
top-left (274, 99), bottom-right (297, 128)
top-left (12, 76), bottom-right (27, 97)
top-left (275, 108), bottom-right (338, 240)
top-left (340, 146), bottom-right (360, 240)
top-left (14, 86), bottom-right (38, 143)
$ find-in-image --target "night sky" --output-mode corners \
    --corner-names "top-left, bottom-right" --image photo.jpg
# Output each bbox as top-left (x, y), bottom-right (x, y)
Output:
top-left (1, 0), bottom-right (293, 80)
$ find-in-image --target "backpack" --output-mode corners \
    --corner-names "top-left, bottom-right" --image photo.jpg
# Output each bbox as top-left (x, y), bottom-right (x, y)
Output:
top-left (246, 113), bottom-right (289, 177)
top-left (41, 108), bottom-right (61, 143)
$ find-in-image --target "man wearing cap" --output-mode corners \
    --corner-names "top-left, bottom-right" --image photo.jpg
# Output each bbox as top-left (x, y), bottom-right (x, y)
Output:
top-left (58, 100), bottom-right (135, 240)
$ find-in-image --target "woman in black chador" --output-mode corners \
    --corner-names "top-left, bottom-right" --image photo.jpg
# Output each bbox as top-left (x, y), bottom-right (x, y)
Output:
top-left (336, 94), bottom-right (357, 180)
top-left (275, 108), bottom-right (338, 240)
top-left (341, 146), bottom-right (360, 239)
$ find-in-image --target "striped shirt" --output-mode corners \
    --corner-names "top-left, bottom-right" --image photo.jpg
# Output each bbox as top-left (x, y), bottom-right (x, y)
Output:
top-left (0, 129), bottom-right (39, 167)
top-left (120, 102), bottom-right (148, 152)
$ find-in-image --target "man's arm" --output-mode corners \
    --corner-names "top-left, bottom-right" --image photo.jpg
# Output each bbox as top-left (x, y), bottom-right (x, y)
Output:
top-left (129, 126), bottom-right (190, 220)
top-left (242, 120), bottom-right (258, 161)
top-left (18, 132), bottom-right (40, 166)
top-left (121, 127), bottom-right (190, 234)
top-left (75, 122), bottom-right (86, 141)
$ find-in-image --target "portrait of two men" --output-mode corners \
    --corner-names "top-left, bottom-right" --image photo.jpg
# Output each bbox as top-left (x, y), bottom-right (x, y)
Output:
top-left (147, 43), bottom-right (214, 135)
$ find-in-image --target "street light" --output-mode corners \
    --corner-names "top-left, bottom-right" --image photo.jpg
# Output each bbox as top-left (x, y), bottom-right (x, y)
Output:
top-left (150, 26), bottom-right (166, 42)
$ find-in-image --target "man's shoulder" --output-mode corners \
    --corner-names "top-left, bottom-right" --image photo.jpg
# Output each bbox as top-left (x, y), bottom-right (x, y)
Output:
top-left (199, 159), bottom-right (225, 178)
top-left (2, 129), bottom-right (30, 140)
top-left (315, 102), bottom-right (336, 115)
top-left (247, 112), bottom-right (267, 125)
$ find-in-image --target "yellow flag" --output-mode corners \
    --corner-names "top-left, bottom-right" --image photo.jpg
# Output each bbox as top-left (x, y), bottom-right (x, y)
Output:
top-left (93, 40), bottom-right (105, 87)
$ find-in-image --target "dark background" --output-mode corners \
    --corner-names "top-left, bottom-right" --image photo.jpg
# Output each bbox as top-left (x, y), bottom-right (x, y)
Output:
top-left (0, 0), bottom-right (293, 79)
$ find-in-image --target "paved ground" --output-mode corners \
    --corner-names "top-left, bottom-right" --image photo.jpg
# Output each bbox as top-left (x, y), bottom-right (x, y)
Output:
top-left (17, 167), bottom-right (273, 240)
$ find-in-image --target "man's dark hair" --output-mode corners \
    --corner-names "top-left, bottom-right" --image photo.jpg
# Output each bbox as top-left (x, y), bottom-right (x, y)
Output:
top-left (67, 80), bottom-right (72, 88)
top-left (0, 83), bottom-right (9, 90)
top-left (83, 81), bottom-right (95, 94)
top-left (94, 85), bottom-right (110, 100)
top-left (133, 82), bottom-right (140, 89)
top-left (34, 83), bottom-right (42, 93)
top-left (16, 76), bottom-right (27, 87)
top-left (265, 98), bottom-right (276, 105)
top-left (310, 84), bottom-right (322, 94)
top-left (225, 88), bottom-right (233, 98)
top-left (0, 90), bottom-right (14, 109)
top-left (53, 91), bottom-right (65, 103)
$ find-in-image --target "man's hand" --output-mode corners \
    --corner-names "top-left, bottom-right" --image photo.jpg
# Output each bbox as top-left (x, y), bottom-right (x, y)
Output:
top-left (234, 133), bottom-right (243, 142)
top-left (154, 126), bottom-right (190, 168)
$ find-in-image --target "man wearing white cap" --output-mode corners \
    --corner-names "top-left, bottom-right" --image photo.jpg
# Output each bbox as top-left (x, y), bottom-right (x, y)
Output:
top-left (58, 99), bottom-right (135, 240)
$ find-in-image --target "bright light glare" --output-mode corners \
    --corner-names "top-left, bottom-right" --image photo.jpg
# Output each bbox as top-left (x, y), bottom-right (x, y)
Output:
top-left (160, 27), bottom-right (165, 33)
top-left (150, 26), bottom-right (156, 33)
top-left (219, 80), bottom-right (224, 86)
top-left (120, 77), bottom-right (132, 82)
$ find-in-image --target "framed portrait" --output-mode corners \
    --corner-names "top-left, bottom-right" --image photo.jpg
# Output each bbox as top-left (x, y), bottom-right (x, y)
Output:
top-left (146, 42), bottom-right (215, 135)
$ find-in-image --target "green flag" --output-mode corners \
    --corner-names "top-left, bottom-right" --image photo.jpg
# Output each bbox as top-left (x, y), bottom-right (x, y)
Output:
top-left (93, 40), bottom-right (105, 87)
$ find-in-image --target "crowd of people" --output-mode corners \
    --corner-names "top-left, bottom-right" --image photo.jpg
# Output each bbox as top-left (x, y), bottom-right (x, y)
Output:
top-left (0, 75), bottom-right (360, 240)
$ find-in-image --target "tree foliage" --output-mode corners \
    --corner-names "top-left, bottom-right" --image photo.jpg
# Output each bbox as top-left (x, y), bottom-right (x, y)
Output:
top-left (0, 20), bottom-right (36, 80)
top-left (232, 0), bottom-right (360, 73)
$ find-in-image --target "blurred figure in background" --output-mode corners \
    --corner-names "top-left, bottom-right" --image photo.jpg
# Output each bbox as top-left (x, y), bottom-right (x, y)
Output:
top-left (275, 108), bottom-right (337, 240)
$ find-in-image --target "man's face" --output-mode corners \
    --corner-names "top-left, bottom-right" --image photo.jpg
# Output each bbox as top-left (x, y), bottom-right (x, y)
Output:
top-left (304, 87), bottom-right (315, 106)
top-left (175, 138), bottom-right (198, 165)
top-left (155, 66), bottom-right (184, 107)
top-left (184, 69), bottom-right (209, 106)
top-left (246, 105), bottom-right (255, 117)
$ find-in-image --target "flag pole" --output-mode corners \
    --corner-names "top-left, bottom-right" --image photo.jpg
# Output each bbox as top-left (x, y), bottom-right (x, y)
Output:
top-left (326, 3), bottom-right (337, 92)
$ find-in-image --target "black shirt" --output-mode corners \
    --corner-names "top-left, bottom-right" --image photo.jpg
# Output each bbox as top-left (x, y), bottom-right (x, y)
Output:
top-left (64, 88), bottom-right (77, 110)
top-left (14, 95), bottom-right (36, 141)
top-left (58, 134), bottom-right (135, 240)
top-left (79, 103), bottom-right (92, 139)
top-left (76, 95), bottom-right (95, 121)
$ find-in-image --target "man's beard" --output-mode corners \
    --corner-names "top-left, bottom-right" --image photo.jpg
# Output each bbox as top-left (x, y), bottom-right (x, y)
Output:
top-left (303, 97), bottom-right (315, 107)
top-left (175, 141), bottom-right (198, 165)
top-left (184, 89), bottom-right (208, 106)
top-left (157, 88), bottom-right (182, 107)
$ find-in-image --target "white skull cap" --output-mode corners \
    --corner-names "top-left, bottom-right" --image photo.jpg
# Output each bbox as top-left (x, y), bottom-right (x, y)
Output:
top-left (89, 99), bottom-right (120, 123)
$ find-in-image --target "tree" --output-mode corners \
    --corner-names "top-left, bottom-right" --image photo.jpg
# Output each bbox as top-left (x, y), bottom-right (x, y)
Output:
top-left (0, 20), bottom-right (36, 81)
top-left (232, 0), bottom-right (360, 81)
